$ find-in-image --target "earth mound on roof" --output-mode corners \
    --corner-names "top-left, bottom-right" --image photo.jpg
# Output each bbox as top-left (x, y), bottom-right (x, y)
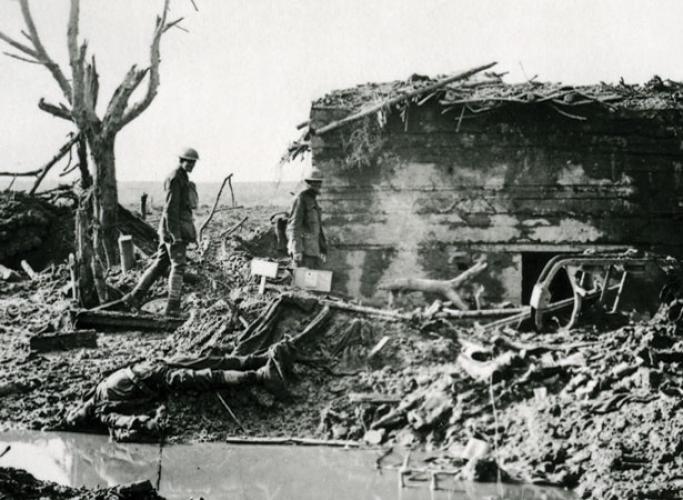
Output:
top-left (313, 72), bottom-right (683, 112)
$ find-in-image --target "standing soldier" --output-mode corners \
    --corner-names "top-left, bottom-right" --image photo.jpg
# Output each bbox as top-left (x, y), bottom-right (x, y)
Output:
top-left (125, 147), bottom-right (200, 316)
top-left (286, 168), bottom-right (327, 269)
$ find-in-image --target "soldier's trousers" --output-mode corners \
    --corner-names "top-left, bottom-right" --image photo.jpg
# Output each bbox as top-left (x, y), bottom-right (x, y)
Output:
top-left (162, 354), bottom-right (268, 391)
top-left (291, 254), bottom-right (323, 269)
top-left (131, 240), bottom-right (187, 304)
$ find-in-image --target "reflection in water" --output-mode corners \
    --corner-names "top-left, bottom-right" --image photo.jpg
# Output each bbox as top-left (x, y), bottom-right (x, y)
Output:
top-left (0, 431), bottom-right (576, 500)
top-left (0, 431), bottom-right (157, 489)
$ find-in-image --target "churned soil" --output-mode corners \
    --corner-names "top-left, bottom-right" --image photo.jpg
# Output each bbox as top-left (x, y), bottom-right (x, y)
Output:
top-left (1, 203), bottom-right (682, 499)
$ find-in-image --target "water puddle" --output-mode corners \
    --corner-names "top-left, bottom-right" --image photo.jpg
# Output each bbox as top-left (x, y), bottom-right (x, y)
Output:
top-left (0, 431), bottom-right (576, 499)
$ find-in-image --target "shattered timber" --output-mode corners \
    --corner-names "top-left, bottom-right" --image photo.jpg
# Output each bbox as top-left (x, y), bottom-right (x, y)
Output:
top-left (4, 66), bottom-right (683, 500)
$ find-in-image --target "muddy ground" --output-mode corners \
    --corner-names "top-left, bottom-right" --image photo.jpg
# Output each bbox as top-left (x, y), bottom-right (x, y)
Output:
top-left (1, 203), bottom-right (683, 499)
top-left (0, 467), bottom-right (164, 499)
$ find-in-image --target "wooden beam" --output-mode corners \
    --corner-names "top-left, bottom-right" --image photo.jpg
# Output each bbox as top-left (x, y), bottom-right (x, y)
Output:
top-left (437, 307), bottom-right (528, 319)
top-left (71, 309), bottom-right (186, 332)
top-left (117, 204), bottom-right (158, 256)
top-left (322, 300), bottom-right (413, 322)
top-left (29, 330), bottom-right (97, 352)
top-left (224, 436), bottom-right (360, 448)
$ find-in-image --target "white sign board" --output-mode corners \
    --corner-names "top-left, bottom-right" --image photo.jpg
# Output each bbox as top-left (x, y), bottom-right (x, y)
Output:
top-left (293, 268), bottom-right (333, 292)
top-left (250, 259), bottom-right (279, 278)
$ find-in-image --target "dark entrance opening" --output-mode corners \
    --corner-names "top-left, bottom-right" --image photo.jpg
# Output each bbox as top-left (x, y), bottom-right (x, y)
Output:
top-left (521, 252), bottom-right (574, 305)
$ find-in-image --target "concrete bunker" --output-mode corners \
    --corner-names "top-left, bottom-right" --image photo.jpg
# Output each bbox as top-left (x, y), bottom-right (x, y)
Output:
top-left (304, 73), bottom-right (683, 308)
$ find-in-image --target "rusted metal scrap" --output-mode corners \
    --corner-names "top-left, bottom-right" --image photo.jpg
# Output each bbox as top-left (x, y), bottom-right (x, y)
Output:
top-left (530, 251), bottom-right (680, 331)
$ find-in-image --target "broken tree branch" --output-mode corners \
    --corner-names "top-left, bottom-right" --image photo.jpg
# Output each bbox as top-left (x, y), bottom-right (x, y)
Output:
top-left (322, 300), bottom-right (413, 322)
top-left (117, 0), bottom-right (170, 131)
top-left (162, 17), bottom-right (185, 33)
top-left (3, 50), bottom-right (40, 64)
top-left (0, 30), bottom-right (39, 60)
top-left (38, 98), bottom-right (73, 121)
top-left (313, 62), bottom-right (497, 136)
top-left (379, 259), bottom-right (488, 310)
top-left (18, 0), bottom-right (72, 102)
top-left (199, 173), bottom-right (233, 243)
top-left (220, 216), bottom-right (248, 238)
top-left (102, 64), bottom-right (150, 135)
top-left (29, 134), bottom-right (80, 194)
top-left (437, 307), bottom-right (527, 320)
top-left (0, 169), bottom-right (42, 177)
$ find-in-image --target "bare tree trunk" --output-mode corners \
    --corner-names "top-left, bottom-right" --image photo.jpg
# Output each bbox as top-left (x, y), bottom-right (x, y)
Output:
top-left (75, 207), bottom-right (98, 307)
top-left (77, 137), bottom-right (92, 189)
top-left (90, 136), bottom-right (119, 267)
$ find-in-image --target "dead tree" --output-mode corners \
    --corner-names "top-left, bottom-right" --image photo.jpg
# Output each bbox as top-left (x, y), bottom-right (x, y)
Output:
top-left (0, 0), bottom-right (185, 266)
top-left (378, 259), bottom-right (488, 310)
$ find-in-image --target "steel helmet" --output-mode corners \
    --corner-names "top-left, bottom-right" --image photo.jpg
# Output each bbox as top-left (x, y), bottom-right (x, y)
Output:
top-left (304, 167), bottom-right (323, 183)
top-left (179, 147), bottom-right (200, 162)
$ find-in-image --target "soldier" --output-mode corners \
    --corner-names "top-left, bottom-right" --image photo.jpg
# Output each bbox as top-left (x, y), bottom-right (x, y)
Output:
top-left (286, 168), bottom-right (327, 269)
top-left (125, 147), bottom-right (200, 316)
top-left (64, 344), bottom-right (291, 441)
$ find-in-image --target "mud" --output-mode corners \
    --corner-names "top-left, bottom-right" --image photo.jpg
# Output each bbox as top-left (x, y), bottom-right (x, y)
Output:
top-left (0, 467), bottom-right (163, 500)
top-left (0, 202), bottom-right (682, 499)
top-left (0, 189), bottom-right (75, 269)
top-left (0, 430), bottom-right (576, 500)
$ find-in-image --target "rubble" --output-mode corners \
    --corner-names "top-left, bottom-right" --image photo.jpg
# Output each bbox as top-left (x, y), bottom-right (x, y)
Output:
top-left (0, 190), bottom-right (75, 269)
top-left (1, 199), bottom-right (682, 499)
top-left (0, 467), bottom-right (164, 500)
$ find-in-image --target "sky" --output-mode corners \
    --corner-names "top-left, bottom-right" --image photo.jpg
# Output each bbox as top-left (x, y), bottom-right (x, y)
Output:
top-left (1, 0), bottom-right (683, 184)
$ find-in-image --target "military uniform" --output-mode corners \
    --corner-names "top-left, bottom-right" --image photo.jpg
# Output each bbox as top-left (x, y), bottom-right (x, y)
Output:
top-left (287, 188), bottom-right (327, 268)
top-left (129, 167), bottom-right (198, 314)
top-left (64, 351), bottom-right (287, 441)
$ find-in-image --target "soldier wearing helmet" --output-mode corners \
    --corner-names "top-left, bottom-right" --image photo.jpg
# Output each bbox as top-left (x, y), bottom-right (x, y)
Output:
top-left (286, 168), bottom-right (327, 269)
top-left (125, 147), bottom-right (200, 316)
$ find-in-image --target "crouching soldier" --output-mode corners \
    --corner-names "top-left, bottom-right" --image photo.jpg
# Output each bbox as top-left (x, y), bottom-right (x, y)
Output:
top-left (63, 343), bottom-right (291, 442)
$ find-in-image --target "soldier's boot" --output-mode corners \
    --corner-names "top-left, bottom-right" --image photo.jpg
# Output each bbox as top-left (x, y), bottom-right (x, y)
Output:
top-left (124, 263), bottom-right (165, 311)
top-left (256, 358), bottom-right (290, 400)
top-left (164, 298), bottom-right (182, 317)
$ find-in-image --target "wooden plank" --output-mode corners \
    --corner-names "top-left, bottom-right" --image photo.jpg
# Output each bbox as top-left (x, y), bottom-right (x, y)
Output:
top-left (348, 392), bottom-right (400, 404)
top-left (116, 204), bottom-right (158, 256)
top-left (224, 436), bottom-right (361, 447)
top-left (437, 307), bottom-right (528, 319)
top-left (71, 309), bottom-right (186, 332)
top-left (29, 330), bottom-right (97, 352)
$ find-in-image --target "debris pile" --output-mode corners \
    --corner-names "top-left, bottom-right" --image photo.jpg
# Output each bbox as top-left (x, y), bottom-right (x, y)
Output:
top-left (0, 190), bottom-right (75, 269)
top-left (315, 73), bottom-right (683, 114)
top-left (0, 467), bottom-right (164, 500)
top-left (1, 201), bottom-right (683, 499)
top-left (298, 307), bottom-right (683, 499)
